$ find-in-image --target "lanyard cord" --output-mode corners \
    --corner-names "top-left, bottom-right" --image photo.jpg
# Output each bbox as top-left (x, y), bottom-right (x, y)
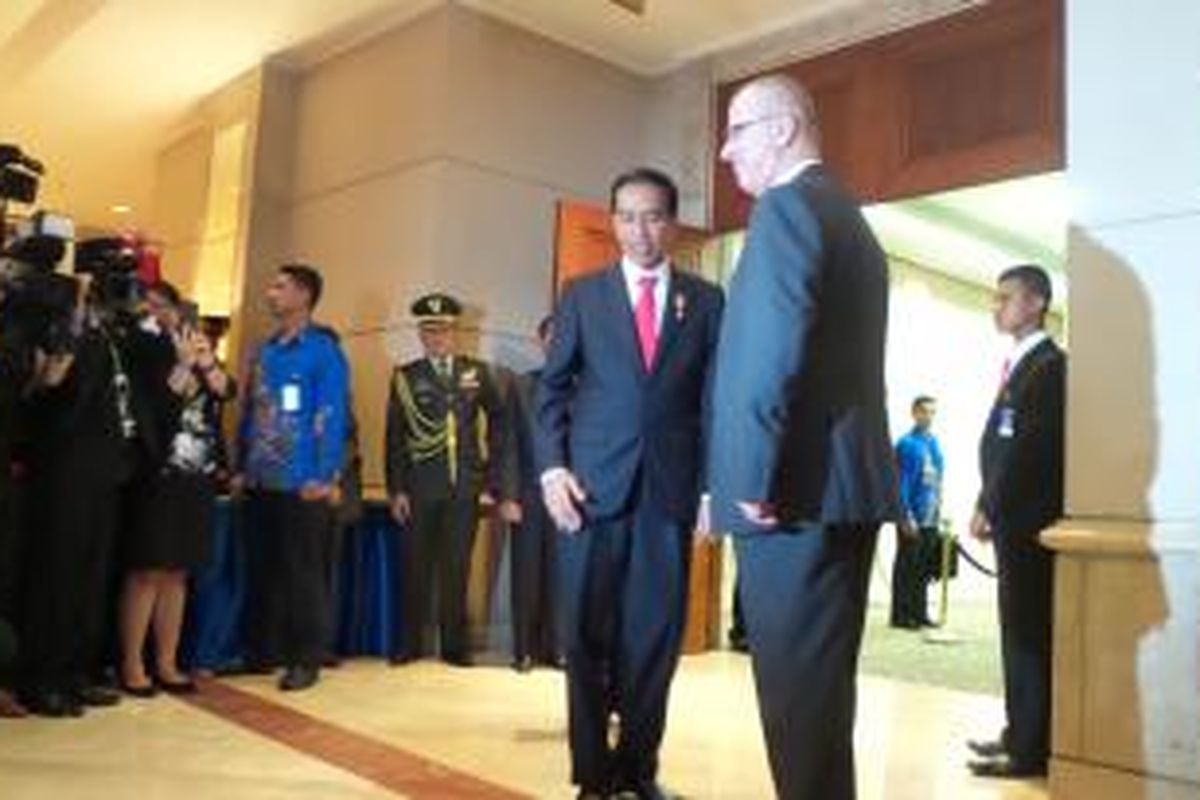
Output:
top-left (99, 326), bottom-right (137, 440)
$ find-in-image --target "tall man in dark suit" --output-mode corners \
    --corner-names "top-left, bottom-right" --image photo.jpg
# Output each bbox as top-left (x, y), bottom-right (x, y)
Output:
top-left (502, 315), bottom-right (561, 672)
top-left (385, 293), bottom-right (506, 666)
top-left (967, 264), bottom-right (1065, 779)
top-left (536, 167), bottom-right (723, 800)
top-left (708, 74), bottom-right (899, 800)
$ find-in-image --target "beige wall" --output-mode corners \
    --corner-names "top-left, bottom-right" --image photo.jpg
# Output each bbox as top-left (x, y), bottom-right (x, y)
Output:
top-left (151, 70), bottom-right (260, 323)
top-left (267, 5), bottom-right (654, 488)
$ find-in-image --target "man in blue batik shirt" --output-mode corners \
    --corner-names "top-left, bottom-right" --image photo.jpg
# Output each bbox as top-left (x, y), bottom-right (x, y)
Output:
top-left (891, 395), bottom-right (944, 629)
top-left (237, 264), bottom-right (348, 691)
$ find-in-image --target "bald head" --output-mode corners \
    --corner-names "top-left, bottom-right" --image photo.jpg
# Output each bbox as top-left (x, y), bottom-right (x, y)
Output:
top-left (721, 73), bottom-right (821, 197)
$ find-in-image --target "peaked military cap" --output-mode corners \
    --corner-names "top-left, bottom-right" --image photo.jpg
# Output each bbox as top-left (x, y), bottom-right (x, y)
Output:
top-left (411, 292), bottom-right (462, 324)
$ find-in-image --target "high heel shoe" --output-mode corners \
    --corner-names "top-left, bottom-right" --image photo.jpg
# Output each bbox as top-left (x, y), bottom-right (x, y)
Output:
top-left (156, 676), bottom-right (197, 695)
top-left (120, 679), bottom-right (159, 699)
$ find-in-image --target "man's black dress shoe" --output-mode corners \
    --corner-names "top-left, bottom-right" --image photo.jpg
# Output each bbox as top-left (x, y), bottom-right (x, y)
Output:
top-left (74, 684), bottom-right (122, 707)
top-left (967, 738), bottom-right (1008, 758)
top-left (442, 653), bottom-right (472, 667)
top-left (238, 661), bottom-right (277, 676)
top-left (512, 655), bottom-right (533, 673)
top-left (612, 781), bottom-right (670, 800)
top-left (968, 756), bottom-right (1046, 779)
top-left (278, 665), bottom-right (320, 691)
top-left (24, 689), bottom-right (84, 718)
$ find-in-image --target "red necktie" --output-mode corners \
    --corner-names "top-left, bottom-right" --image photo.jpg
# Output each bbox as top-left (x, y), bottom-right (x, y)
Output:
top-left (635, 275), bottom-right (659, 370)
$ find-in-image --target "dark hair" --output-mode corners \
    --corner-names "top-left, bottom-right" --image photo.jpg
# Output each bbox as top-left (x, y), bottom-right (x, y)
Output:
top-left (912, 395), bottom-right (936, 412)
top-left (609, 167), bottom-right (679, 218)
top-left (536, 314), bottom-right (554, 340)
top-left (144, 280), bottom-right (181, 307)
top-left (279, 263), bottom-right (323, 309)
top-left (998, 264), bottom-right (1052, 309)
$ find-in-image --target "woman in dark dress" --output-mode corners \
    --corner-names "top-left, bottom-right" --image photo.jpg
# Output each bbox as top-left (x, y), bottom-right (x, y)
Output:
top-left (118, 282), bottom-right (234, 695)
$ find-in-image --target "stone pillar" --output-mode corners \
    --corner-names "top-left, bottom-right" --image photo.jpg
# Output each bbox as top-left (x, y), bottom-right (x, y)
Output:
top-left (1045, 2), bottom-right (1200, 797)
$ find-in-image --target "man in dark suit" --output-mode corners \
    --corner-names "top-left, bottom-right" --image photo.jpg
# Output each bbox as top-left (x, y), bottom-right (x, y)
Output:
top-left (502, 315), bottom-right (561, 672)
top-left (385, 293), bottom-right (506, 666)
top-left (967, 264), bottom-right (1066, 779)
top-left (535, 167), bottom-right (723, 800)
top-left (708, 74), bottom-right (898, 800)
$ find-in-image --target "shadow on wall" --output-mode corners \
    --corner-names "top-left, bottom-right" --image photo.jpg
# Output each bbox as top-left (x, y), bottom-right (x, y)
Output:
top-left (1057, 226), bottom-right (1168, 799)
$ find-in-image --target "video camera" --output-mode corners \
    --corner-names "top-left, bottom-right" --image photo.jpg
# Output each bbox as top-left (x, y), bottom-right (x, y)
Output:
top-left (1, 143), bottom-right (79, 355)
top-left (0, 211), bottom-right (79, 355)
top-left (1, 143), bottom-right (145, 355)
top-left (0, 144), bottom-right (43, 206)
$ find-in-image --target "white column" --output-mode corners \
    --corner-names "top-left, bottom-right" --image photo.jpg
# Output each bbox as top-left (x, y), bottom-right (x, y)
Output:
top-left (1046, 2), bottom-right (1200, 797)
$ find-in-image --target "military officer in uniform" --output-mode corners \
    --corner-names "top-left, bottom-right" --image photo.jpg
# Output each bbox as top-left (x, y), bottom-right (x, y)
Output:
top-left (385, 293), bottom-right (506, 666)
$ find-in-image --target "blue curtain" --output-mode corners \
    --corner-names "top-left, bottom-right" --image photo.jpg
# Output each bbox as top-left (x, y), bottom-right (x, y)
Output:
top-left (183, 499), bottom-right (404, 671)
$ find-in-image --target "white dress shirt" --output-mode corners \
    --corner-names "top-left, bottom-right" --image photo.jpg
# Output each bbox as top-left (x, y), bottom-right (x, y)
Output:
top-left (621, 257), bottom-right (669, 334)
top-left (772, 158), bottom-right (822, 188)
top-left (1006, 330), bottom-right (1049, 378)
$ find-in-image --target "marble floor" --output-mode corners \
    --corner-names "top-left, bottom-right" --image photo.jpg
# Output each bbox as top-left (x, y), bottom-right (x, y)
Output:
top-left (0, 653), bottom-right (1048, 800)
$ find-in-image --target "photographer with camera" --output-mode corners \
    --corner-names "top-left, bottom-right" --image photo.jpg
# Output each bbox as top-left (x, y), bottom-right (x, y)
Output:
top-left (16, 238), bottom-right (151, 717)
top-left (0, 218), bottom-right (81, 717)
top-left (0, 286), bottom-right (31, 716)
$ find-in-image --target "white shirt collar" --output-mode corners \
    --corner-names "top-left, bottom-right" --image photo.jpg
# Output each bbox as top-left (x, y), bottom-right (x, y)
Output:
top-left (1008, 329), bottom-right (1049, 372)
top-left (772, 158), bottom-right (822, 188)
top-left (620, 257), bottom-right (670, 288)
top-left (620, 257), bottom-right (670, 330)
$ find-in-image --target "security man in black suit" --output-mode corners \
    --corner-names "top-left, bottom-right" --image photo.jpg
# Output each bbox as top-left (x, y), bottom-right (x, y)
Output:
top-left (708, 75), bottom-right (899, 800)
top-left (967, 264), bottom-right (1066, 779)
top-left (501, 314), bottom-right (561, 672)
top-left (385, 293), bottom-right (506, 666)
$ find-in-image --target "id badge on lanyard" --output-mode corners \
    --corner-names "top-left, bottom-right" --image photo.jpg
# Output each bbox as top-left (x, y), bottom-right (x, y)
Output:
top-left (281, 382), bottom-right (302, 413)
top-left (997, 407), bottom-right (1016, 439)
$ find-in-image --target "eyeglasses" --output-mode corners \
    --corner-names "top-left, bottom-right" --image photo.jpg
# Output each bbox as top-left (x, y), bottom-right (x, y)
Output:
top-left (723, 113), bottom-right (787, 142)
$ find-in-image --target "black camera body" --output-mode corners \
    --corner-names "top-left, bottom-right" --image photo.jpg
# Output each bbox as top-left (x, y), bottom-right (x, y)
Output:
top-left (1, 214), bottom-right (79, 356)
top-left (0, 144), bottom-right (42, 206)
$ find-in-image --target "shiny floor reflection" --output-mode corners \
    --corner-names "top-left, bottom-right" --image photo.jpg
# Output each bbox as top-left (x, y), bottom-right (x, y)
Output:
top-left (0, 653), bottom-right (1047, 799)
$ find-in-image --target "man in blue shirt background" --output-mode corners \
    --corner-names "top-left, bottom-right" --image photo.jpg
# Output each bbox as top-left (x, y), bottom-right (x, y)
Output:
top-left (891, 395), bottom-right (944, 629)
top-left (237, 263), bottom-right (348, 691)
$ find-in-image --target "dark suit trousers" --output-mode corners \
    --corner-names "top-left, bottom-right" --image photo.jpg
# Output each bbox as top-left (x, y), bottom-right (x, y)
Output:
top-left (0, 476), bottom-right (22, 683)
top-left (994, 523), bottom-right (1054, 770)
top-left (890, 526), bottom-right (934, 626)
top-left (398, 495), bottom-right (478, 660)
top-left (511, 493), bottom-right (559, 663)
top-left (559, 498), bottom-right (691, 792)
top-left (735, 523), bottom-right (879, 800)
top-left (18, 461), bottom-right (122, 693)
top-left (0, 476), bottom-right (18, 632)
top-left (244, 491), bottom-right (333, 669)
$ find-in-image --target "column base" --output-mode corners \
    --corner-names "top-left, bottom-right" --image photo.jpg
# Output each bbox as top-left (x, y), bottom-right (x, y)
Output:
top-left (1043, 519), bottom-right (1199, 797)
top-left (1052, 757), bottom-right (1200, 800)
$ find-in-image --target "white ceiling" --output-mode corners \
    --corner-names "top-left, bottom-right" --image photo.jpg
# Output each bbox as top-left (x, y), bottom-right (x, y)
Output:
top-left (866, 172), bottom-right (1069, 296)
top-left (2, 0), bottom-right (1061, 291)
top-left (0, 0), bottom-right (877, 233)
